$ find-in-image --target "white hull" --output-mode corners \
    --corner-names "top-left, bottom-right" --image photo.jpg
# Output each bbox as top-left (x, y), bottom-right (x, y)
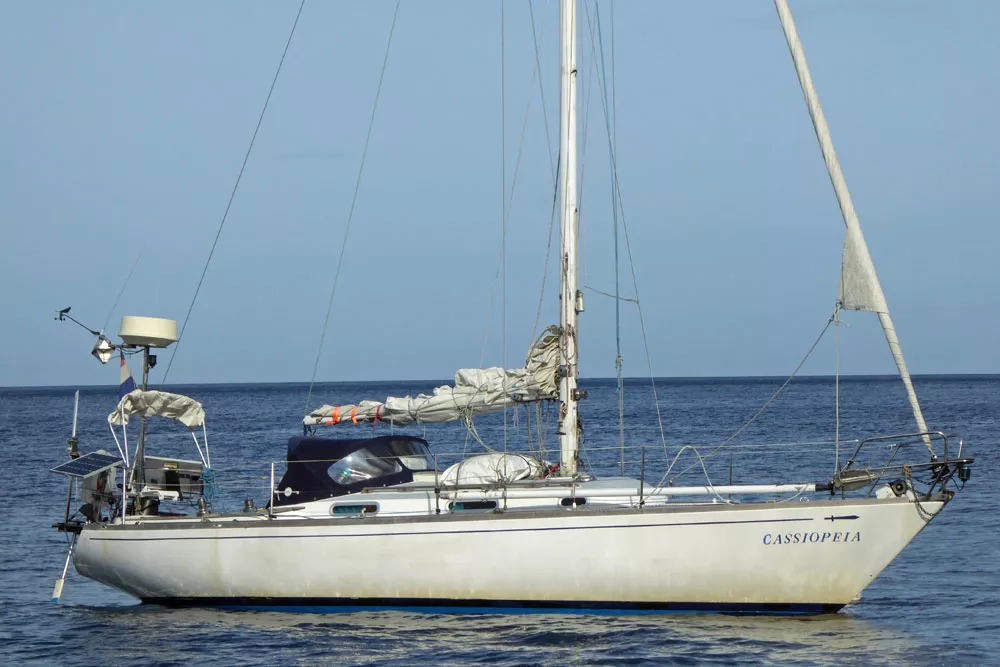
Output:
top-left (75, 496), bottom-right (942, 613)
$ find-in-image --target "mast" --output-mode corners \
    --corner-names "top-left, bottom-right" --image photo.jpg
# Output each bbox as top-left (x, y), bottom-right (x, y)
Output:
top-left (558, 0), bottom-right (581, 475)
top-left (774, 0), bottom-right (933, 453)
top-left (127, 345), bottom-right (154, 513)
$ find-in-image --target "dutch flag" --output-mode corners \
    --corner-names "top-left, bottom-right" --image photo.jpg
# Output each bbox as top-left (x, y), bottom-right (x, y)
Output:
top-left (119, 351), bottom-right (136, 398)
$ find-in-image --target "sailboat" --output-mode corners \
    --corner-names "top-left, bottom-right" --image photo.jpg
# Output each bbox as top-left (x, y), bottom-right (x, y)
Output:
top-left (51, 0), bottom-right (973, 614)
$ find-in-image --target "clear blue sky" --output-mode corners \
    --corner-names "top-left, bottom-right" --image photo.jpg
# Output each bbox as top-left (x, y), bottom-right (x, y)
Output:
top-left (2, 1), bottom-right (997, 387)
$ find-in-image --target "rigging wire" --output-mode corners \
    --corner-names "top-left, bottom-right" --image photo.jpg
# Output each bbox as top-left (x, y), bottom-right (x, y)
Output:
top-left (611, 0), bottom-right (617, 163)
top-left (163, 0), bottom-right (306, 384)
top-left (102, 246), bottom-right (144, 333)
top-left (502, 0), bottom-right (508, 457)
top-left (718, 314), bottom-right (835, 449)
top-left (582, 0), bottom-right (670, 462)
top-left (304, 0), bottom-right (402, 415)
top-left (469, 0), bottom-right (560, 457)
top-left (582, 285), bottom-right (635, 303)
top-left (661, 312), bottom-right (837, 486)
top-left (529, 1), bottom-right (558, 183)
top-left (576, 2), bottom-right (591, 290)
top-left (527, 0), bottom-right (561, 348)
top-left (594, 0), bottom-right (624, 476)
top-left (834, 305), bottom-right (844, 473)
top-left (482, 0), bottom-right (555, 369)
top-left (611, 0), bottom-right (624, 478)
top-left (469, 0), bottom-right (555, 456)
top-left (528, 160), bottom-right (560, 347)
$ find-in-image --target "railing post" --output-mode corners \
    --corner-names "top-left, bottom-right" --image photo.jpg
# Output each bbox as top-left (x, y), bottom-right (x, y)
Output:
top-left (268, 462), bottom-right (275, 520)
top-left (434, 455), bottom-right (440, 515)
top-left (729, 453), bottom-right (734, 503)
top-left (639, 447), bottom-right (645, 509)
top-left (121, 466), bottom-right (127, 525)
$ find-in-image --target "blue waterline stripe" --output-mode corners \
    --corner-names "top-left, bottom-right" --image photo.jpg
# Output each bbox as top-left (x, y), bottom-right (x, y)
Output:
top-left (144, 597), bottom-right (843, 616)
top-left (91, 516), bottom-right (812, 543)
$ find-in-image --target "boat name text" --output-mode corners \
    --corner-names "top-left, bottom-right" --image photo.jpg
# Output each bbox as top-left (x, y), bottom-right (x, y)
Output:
top-left (762, 531), bottom-right (860, 546)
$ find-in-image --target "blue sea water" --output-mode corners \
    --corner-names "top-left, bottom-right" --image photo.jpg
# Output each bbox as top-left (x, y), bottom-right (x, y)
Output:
top-left (1, 376), bottom-right (997, 665)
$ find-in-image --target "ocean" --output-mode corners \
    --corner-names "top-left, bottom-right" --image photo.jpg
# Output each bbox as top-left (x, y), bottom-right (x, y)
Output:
top-left (1, 376), bottom-right (996, 665)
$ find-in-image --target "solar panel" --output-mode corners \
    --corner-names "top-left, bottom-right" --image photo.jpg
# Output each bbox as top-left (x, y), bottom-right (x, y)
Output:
top-left (51, 452), bottom-right (122, 478)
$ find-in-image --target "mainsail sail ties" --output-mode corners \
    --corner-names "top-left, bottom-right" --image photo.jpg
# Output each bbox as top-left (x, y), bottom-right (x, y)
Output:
top-left (774, 0), bottom-right (934, 454)
top-left (304, 327), bottom-right (561, 428)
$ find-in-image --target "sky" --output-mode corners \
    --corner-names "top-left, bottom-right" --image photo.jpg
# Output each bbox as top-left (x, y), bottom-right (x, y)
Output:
top-left (1, 1), bottom-right (998, 387)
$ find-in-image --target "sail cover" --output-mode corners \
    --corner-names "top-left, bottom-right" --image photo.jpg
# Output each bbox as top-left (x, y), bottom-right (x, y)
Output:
top-left (305, 326), bottom-right (561, 427)
top-left (439, 453), bottom-right (545, 486)
top-left (108, 390), bottom-right (206, 429)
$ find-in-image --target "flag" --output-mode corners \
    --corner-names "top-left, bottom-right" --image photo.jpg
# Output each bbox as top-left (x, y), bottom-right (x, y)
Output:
top-left (119, 351), bottom-right (136, 398)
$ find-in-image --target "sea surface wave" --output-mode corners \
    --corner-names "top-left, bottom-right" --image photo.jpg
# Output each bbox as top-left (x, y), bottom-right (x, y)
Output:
top-left (2, 376), bottom-right (995, 665)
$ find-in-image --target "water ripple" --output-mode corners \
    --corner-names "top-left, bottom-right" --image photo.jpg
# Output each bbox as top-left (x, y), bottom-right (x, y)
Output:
top-left (2, 378), bottom-right (997, 665)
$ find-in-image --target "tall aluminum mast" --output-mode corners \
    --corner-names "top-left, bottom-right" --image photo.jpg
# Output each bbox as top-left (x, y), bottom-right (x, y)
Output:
top-left (558, 0), bottom-right (581, 475)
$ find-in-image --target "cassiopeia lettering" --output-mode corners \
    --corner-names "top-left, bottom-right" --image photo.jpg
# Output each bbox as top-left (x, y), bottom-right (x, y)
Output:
top-left (762, 531), bottom-right (860, 546)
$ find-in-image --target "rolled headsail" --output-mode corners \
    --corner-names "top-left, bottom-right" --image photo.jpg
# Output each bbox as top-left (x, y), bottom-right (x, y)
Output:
top-left (774, 0), bottom-right (933, 454)
top-left (305, 326), bottom-right (561, 427)
top-left (109, 389), bottom-right (206, 430)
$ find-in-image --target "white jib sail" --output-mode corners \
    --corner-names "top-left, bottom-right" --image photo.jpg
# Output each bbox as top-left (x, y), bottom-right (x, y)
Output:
top-left (304, 326), bottom-right (561, 427)
top-left (774, 0), bottom-right (932, 452)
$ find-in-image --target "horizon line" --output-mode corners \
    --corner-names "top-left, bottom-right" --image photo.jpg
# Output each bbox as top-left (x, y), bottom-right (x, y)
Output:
top-left (3, 372), bottom-right (999, 391)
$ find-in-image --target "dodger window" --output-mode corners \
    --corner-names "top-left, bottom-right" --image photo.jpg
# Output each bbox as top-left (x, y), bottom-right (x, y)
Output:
top-left (328, 450), bottom-right (402, 485)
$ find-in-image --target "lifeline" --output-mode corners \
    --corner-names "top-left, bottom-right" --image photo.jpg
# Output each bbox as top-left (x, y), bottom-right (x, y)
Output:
top-left (762, 531), bottom-right (860, 545)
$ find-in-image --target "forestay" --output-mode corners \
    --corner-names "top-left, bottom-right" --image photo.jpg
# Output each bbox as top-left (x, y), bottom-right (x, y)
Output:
top-left (305, 326), bottom-right (561, 427)
top-left (774, 0), bottom-right (932, 450)
top-left (108, 390), bottom-right (206, 429)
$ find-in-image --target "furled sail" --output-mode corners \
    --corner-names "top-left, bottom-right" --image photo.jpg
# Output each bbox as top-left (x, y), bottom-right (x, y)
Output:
top-left (839, 224), bottom-right (889, 314)
top-left (108, 389), bottom-right (206, 429)
top-left (775, 0), bottom-right (932, 451)
top-left (304, 326), bottom-right (561, 427)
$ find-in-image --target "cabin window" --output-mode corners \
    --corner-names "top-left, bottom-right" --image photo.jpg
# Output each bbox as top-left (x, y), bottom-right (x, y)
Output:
top-left (449, 500), bottom-right (497, 512)
top-left (561, 497), bottom-right (586, 507)
top-left (328, 450), bottom-right (402, 485)
top-left (331, 504), bottom-right (379, 516)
